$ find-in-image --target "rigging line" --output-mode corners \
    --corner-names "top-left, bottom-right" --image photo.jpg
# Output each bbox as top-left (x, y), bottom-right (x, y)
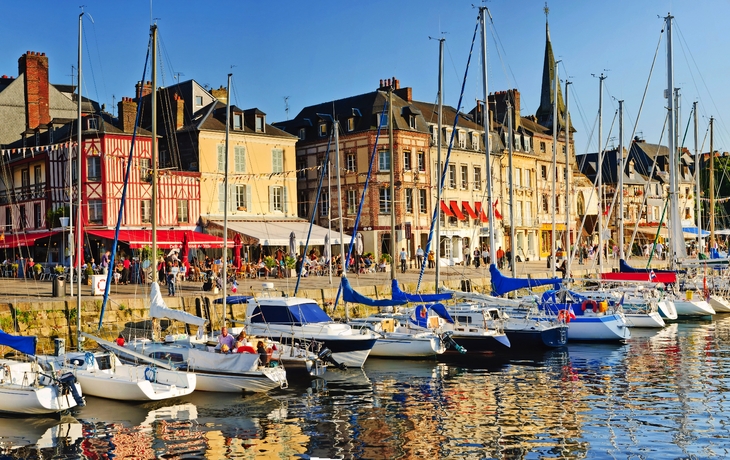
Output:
top-left (82, 25), bottom-right (101, 110)
top-left (87, 13), bottom-right (108, 109)
top-left (417, 17), bottom-right (479, 293)
top-left (486, 12), bottom-right (519, 92)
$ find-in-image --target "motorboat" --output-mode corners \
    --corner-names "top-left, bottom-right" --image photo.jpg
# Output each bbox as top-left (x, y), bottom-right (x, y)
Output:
top-left (540, 289), bottom-right (631, 342)
top-left (349, 314), bottom-right (447, 358)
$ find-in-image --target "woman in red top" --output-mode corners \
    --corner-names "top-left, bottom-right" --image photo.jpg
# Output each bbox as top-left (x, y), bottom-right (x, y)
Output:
top-left (121, 257), bottom-right (131, 284)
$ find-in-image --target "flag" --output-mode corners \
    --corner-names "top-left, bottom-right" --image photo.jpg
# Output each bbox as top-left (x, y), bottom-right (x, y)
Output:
top-left (649, 270), bottom-right (657, 282)
top-left (617, 292), bottom-right (626, 308)
top-left (231, 280), bottom-right (238, 293)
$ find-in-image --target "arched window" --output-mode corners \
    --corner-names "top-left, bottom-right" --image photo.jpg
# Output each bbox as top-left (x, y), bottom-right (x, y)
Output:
top-left (577, 192), bottom-right (586, 215)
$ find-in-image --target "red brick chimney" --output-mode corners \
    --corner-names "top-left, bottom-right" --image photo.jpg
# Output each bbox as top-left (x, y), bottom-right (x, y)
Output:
top-left (173, 93), bottom-right (185, 129)
top-left (117, 97), bottom-right (138, 133)
top-left (18, 51), bottom-right (50, 130)
top-left (210, 86), bottom-right (227, 104)
top-left (135, 81), bottom-right (152, 99)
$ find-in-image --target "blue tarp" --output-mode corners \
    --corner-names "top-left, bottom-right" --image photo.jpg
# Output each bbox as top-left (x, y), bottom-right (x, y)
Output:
top-left (392, 280), bottom-right (452, 303)
top-left (249, 302), bottom-right (333, 325)
top-left (213, 296), bottom-right (253, 305)
top-left (489, 264), bottom-right (562, 296)
top-left (0, 330), bottom-right (36, 356)
top-left (341, 277), bottom-right (407, 307)
top-left (411, 303), bottom-right (455, 328)
top-left (683, 226), bottom-right (710, 236)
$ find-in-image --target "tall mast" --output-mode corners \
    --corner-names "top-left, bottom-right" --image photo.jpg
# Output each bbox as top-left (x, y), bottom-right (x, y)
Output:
top-left (435, 38), bottom-right (444, 286)
top-left (388, 85), bottom-right (396, 282)
top-left (222, 73), bottom-right (231, 323)
top-left (709, 116), bottom-right (715, 248)
top-left (618, 100), bottom-right (624, 260)
top-left (335, 120), bottom-right (345, 285)
top-left (694, 102), bottom-right (701, 253)
top-left (565, 81), bottom-right (572, 277)
top-left (151, 25), bottom-right (158, 269)
top-left (597, 73), bottom-right (606, 274)
top-left (507, 99), bottom-right (516, 277)
top-left (480, 7), bottom-right (494, 264)
top-left (550, 61), bottom-right (558, 277)
top-left (75, 11), bottom-right (83, 348)
top-left (665, 13), bottom-right (685, 265)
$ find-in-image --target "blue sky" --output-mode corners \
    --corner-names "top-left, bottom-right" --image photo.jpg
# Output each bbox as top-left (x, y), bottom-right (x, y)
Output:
top-left (2, 1), bottom-right (728, 154)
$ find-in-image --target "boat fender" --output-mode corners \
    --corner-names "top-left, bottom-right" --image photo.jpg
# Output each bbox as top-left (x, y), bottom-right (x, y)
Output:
top-left (144, 367), bottom-right (157, 382)
top-left (581, 299), bottom-right (597, 312)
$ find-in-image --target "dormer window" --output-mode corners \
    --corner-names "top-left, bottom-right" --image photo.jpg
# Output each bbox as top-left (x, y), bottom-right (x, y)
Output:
top-left (255, 115), bottom-right (265, 133)
top-left (233, 113), bottom-right (243, 130)
top-left (347, 118), bottom-right (355, 132)
top-left (298, 128), bottom-right (306, 140)
top-left (195, 96), bottom-right (203, 106)
top-left (408, 115), bottom-right (417, 130)
top-left (319, 123), bottom-right (327, 137)
top-left (88, 118), bottom-right (98, 130)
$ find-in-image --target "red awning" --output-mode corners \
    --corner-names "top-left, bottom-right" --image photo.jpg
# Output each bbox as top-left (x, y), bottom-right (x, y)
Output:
top-left (0, 231), bottom-right (59, 249)
top-left (474, 202), bottom-right (489, 222)
top-left (462, 201), bottom-right (478, 219)
top-left (86, 229), bottom-right (232, 249)
top-left (449, 200), bottom-right (466, 220)
top-left (440, 200), bottom-right (454, 217)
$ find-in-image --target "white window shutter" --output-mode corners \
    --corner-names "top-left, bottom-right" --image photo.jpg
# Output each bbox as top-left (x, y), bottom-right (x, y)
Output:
top-left (218, 183), bottom-right (225, 212)
top-left (268, 186), bottom-right (274, 213)
top-left (246, 185), bottom-right (252, 212)
top-left (283, 186), bottom-right (289, 214)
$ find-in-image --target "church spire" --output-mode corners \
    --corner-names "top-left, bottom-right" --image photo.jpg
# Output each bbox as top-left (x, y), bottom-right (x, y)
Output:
top-left (536, 3), bottom-right (569, 132)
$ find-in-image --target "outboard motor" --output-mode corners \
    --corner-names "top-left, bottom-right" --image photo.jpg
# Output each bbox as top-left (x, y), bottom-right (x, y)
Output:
top-left (441, 332), bottom-right (467, 354)
top-left (317, 347), bottom-right (347, 370)
top-left (58, 372), bottom-right (85, 407)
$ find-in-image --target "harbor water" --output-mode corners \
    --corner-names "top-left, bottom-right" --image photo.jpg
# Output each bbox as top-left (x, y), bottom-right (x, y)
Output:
top-left (2, 317), bottom-right (730, 459)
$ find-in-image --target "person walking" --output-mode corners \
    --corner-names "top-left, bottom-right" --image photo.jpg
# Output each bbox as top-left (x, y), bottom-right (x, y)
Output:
top-left (463, 245), bottom-right (471, 267)
top-left (473, 247), bottom-right (481, 268)
top-left (166, 262), bottom-right (176, 296)
top-left (399, 248), bottom-right (407, 273)
top-left (416, 245), bottom-right (424, 269)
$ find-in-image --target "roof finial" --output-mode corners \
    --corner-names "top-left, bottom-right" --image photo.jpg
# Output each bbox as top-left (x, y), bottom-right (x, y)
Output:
top-left (544, 2), bottom-right (549, 23)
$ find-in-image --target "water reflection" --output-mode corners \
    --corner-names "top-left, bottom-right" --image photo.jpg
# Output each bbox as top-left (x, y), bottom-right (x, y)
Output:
top-left (4, 320), bottom-right (730, 458)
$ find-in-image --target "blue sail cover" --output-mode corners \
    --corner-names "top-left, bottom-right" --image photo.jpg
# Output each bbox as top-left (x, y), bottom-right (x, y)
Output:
top-left (411, 303), bottom-right (455, 328)
top-left (341, 277), bottom-right (407, 307)
top-left (490, 264), bottom-right (562, 296)
top-left (619, 259), bottom-right (677, 274)
top-left (249, 303), bottom-right (333, 325)
top-left (213, 296), bottom-right (253, 305)
top-left (0, 330), bottom-right (36, 356)
top-left (392, 280), bottom-right (452, 303)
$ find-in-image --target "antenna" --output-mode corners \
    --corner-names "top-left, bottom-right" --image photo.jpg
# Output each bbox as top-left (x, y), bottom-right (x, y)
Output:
top-left (284, 96), bottom-right (290, 120)
top-left (174, 72), bottom-right (184, 82)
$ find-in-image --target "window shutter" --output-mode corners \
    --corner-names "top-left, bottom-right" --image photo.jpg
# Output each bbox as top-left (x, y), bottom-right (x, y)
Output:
top-left (246, 185), bottom-right (252, 212)
top-left (268, 186), bottom-right (274, 213)
top-left (217, 145), bottom-right (225, 172)
top-left (283, 186), bottom-right (289, 214)
top-left (218, 183), bottom-right (225, 212)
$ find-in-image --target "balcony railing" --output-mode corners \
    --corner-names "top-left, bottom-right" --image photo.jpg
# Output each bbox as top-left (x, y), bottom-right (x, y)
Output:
top-left (0, 183), bottom-right (46, 204)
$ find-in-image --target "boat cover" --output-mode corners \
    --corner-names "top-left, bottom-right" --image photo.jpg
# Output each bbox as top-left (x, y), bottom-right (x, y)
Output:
top-left (410, 303), bottom-right (454, 328)
top-left (490, 264), bottom-right (562, 296)
top-left (341, 277), bottom-right (407, 307)
top-left (213, 296), bottom-right (254, 305)
top-left (187, 347), bottom-right (259, 373)
top-left (392, 280), bottom-right (452, 302)
top-left (149, 282), bottom-right (207, 329)
top-left (0, 330), bottom-right (36, 355)
top-left (249, 302), bottom-right (333, 325)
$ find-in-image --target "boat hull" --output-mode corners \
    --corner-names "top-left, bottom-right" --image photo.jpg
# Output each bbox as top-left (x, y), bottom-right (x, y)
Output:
top-left (709, 295), bottom-right (730, 313)
top-left (251, 330), bottom-right (376, 369)
top-left (624, 311), bottom-right (666, 328)
top-left (441, 333), bottom-right (511, 355)
top-left (566, 314), bottom-right (631, 342)
top-left (658, 301), bottom-right (678, 320)
top-left (0, 383), bottom-right (82, 415)
top-left (192, 367), bottom-right (287, 393)
top-left (73, 366), bottom-right (195, 401)
top-left (673, 299), bottom-right (715, 317)
top-left (504, 325), bottom-right (568, 349)
top-left (369, 333), bottom-right (443, 358)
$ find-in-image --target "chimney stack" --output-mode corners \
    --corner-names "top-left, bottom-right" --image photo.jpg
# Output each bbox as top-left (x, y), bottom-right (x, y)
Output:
top-left (117, 97), bottom-right (138, 133)
top-left (135, 80), bottom-right (152, 99)
top-left (173, 93), bottom-right (185, 129)
top-left (211, 85), bottom-right (227, 104)
top-left (18, 51), bottom-right (50, 130)
top-left (488, 89), bottom-right (521, 130)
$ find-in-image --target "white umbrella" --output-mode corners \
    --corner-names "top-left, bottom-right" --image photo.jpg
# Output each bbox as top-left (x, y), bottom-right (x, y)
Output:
top-left (323, 233), bottom-right (331, 261)
top-left (289, 231), bottom-right (297, 258)
top-left (356, 232), bottom-right (364, 256)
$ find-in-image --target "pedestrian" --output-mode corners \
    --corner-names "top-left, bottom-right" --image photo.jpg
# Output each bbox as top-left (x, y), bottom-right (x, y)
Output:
top-left (505, 248), bottom-right (512, 270)
top-left (497, 246), bottom-right (505, 269)
top-left (463, 245), bottom-right (471, 267)
top-left (473, 247), bottom-right (481, 268)
top-left (427, 251), bottom-right (435, 268)
top-left (121, 256), bottom-right (130, 284)
top-left (399, 248), bottom-right (407, 273)
top-left (482, 245), bottom-right (489, 266)
top-left (166, 262), bottom-right (176, 296)
top-left (416, 245), bottom-right (424, 269)
top-left (101, 250), bottom-right (110, 274)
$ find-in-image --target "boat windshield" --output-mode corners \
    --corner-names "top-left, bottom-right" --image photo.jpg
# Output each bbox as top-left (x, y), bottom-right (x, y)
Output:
top-left (250, 303), bottom-right (332, 325)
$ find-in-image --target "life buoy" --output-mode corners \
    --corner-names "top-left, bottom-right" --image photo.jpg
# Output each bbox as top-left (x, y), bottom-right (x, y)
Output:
top-left (557, 310), bottom-right (570, 323)
top-left (581, 299), bottom-right (597, 312)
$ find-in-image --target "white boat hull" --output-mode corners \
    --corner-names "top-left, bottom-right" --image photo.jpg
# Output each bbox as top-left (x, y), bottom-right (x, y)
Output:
top-left (0, 360), bottom-right (83, 415)
top-left (192, 367), bottom-right (287, 393)
top-left (673, 299), bottom-right (715, 317)
top-left (624, 311), bottom-right (666, 328)
top-left (658, 301), bottom-right (678, 320)
top-left (567, 313), bottom-right (631, 342)
top-left (709, 295), bottom-right (730, 313)
top-left (369, 333), bottom-right (444, 358)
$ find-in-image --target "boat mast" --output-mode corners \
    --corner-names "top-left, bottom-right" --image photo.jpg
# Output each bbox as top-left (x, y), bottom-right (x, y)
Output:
top-left (151, 24), bottom-right (158, 275)
top-left (551, 60), bottom-right (558, 277)
top-left (597, 73), bottom-right (606, 274)
top-left (334, 119), bottom-right (345, 285)
top-left (709, 116), bottom-right (715, 249)
top-left (618, 100), bottom-right (624, 260)
top-left (222, 73), bottom-right (231, 324)
top-left (76, 11), bottom-right (83, 349)
top-left (389, 83), bottom-right (396, 282)
top-left (435, 38), bottom-right (444, 286)
top-left (479, 7), bottom-right (494, 265)
top-left (507, 99), bottom-right (516, 277)
top-left (565, 81), bottom-right (572, 277)
top-left (693, 102), bottom-right (701, 253)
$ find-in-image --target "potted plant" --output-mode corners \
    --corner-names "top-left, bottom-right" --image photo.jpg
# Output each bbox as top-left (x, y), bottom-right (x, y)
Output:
top-left (284, 256), bottom-right (296, 277)
top-left (53, 265), bottom-right (65, 278)
top-left (33, 263), bottom-right (43, 280)
top-left (264, 256), bottom-right (277, 278)
top-left (85, 264), bottom-right (94, 285)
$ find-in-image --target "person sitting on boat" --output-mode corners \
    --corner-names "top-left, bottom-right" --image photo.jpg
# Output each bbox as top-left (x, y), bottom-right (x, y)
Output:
top-left (217, 326), bottom-right (235, 352)
top-left (257, 341), bottom-right (270, 365)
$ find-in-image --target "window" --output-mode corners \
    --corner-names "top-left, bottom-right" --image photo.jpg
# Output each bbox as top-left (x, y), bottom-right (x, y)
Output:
top-left (34, 165), bottom-right (41, 185)
top-left (347, 118), bottom-right (355, 132)
top-left (461, 165), bottom-right (468, 189)
top-left (418, 152), bottom-right (426, 171)
top-left (419, 189), bottom-right (428, 213)
top-left (296, 158), bottom-right (307, 178)
top-left (88, 199), bottom-right (102, 224)
top-left (347, 190), bottom-right (357, 214)
top-left (235, 185), bottom-right (249, 211)
top-left (19, 206), bottom-right (27, 229)
top-left (429, 126), bottom-right (437, 144)
top-left (541, 165), bottom-right (547, 179)
top-left (269, 186), bottom-right (285, 212)
top-left (5, 207), bottom-right (11, 230)
top-left (233, 113), bottom-right (242, 130)
top-left (379, 187), bottom-right (391, 214)
top-left (472, 132), bottom-right (480, 151)
top-left (231, 146), bottom-right (246, 174)
top-left (473, 166), bottom-right (481, 190)
top-left (540, 141), bottom-right (546, 153)
top-left (298, 191), bottom-right (309, 218)
top-left (177, 200), bottom-right (189, 223)
top-left (21, 168), bottom-right (29, 188)
top-left (141, 200), bottom-right (151, 223)
top-left (87, 156), bottom-right (101, 181)
top-left (298, 128), bottom-right (306, 140)
top-left (448, 164), bottom-right (456, 188)
top-left (346, 153), bottom-right (356, 172)
top-left (88, 118), bottom-right (98, 130)
top-left (458, 130), bottom-right (466, 148)
top-left (272, 148), bottom-right (284, 173)
top-left (403, 151), bottom-right (411, 170)
top-left (379, 112), bottom-right (388, 128)
top-left (255, 116), bottom-right (264, 132)
top-left (378, 150), bottom-right (391, 171)
top-left (524, 169), bottom-right (531, 187)
top-left (685, 207), bottom-right (691, 219)
top-left (217, 144), bottom-right (225, 172)
top-left (409, 115), bottom-right (417, 129)
top-left (523, 136), bottom-right (531, 152)
top-left (405, 188), bottom-right (413, 214)
top-left (320, 191), bottom-right (329, 216)
top-left (542, 194), bottom-right (549, 212)
top-left (514, 168), bottom-right (522, 187)
top-left (195, 96), bottom-right (203, 106)
top-left (34, 203), bottom-right (41, 229)
top-left (140, 158), bottom-right (151, 181)
top-left (554, 195), bottom-right (560, 213)
top-left (319, 123), bottom-right (327, 137)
